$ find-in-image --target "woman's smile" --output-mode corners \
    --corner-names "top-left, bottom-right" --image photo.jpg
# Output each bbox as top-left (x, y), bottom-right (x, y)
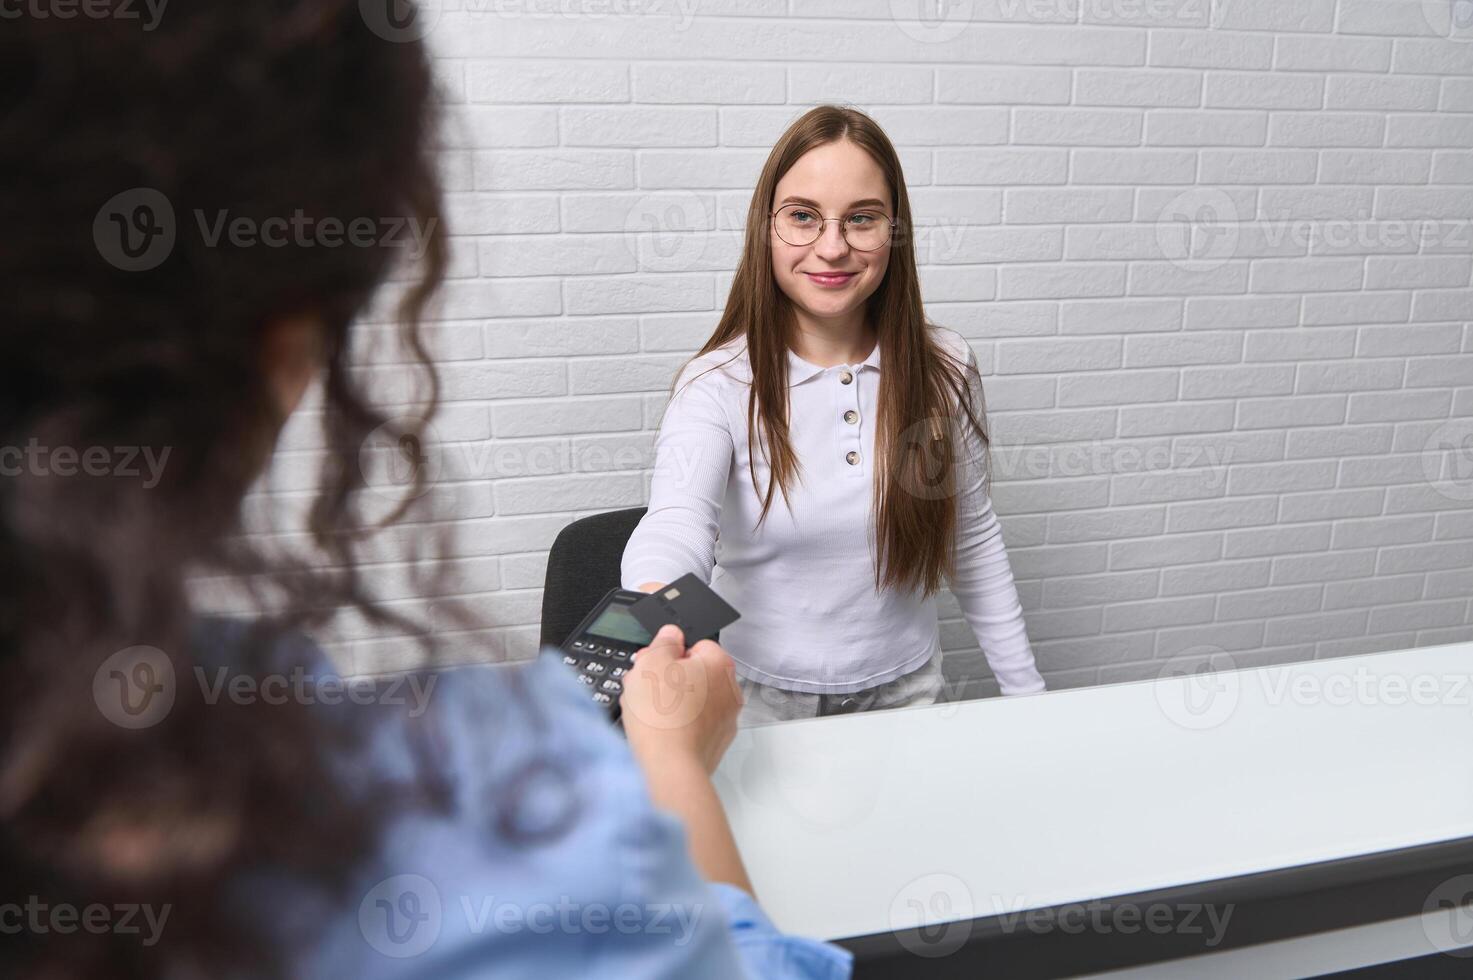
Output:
top-left (803, 270), bottom-right (858, 288)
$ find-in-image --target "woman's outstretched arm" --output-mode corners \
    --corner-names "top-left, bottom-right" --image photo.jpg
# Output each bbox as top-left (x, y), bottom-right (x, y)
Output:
top-left (622, 360), bottom-right (734, 589)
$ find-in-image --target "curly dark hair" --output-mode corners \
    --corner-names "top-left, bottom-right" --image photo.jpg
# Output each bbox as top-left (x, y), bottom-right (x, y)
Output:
top-left (0, 1), bottom-right (480, 976)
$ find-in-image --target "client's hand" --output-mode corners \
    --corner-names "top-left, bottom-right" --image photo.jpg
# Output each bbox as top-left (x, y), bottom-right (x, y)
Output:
top-left (621, 624), bottom-right (744, 776)
top-left (636, 581), bottom-right (666, 593)
top-left (620, 623), bottom-right (755, 893)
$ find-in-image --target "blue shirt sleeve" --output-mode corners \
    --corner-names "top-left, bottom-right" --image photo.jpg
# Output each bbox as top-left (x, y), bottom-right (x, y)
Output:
top-left (503, 647), bottom-right (853, 980)
top-left (708, 881), bottom-right (856, 980)
top-left (263, 635), bottom-right (852, 979)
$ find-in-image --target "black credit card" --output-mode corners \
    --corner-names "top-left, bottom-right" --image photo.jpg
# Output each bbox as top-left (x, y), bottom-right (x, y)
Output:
top-left (629, 573), bottom-right (740, 645)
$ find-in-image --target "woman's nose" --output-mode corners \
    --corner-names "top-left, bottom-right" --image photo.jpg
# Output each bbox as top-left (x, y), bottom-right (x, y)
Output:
top-left (813, 220), bottom-right (849, 260)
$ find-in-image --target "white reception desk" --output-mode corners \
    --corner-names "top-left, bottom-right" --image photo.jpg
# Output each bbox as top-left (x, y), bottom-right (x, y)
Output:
top-left (713, 639), bottom-right (1473, 978)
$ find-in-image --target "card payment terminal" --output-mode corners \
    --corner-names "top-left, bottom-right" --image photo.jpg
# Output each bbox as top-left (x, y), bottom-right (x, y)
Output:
top-left (559, 588), bottom-right (653, 724)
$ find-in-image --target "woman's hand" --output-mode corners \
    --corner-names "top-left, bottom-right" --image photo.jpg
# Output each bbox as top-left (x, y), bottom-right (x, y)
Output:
top-left (621, 623), bottom-right (744, 776)
top-left (636, 581), bottom-right (666, 594)
top-left (619, 623), bottom-right (754, 894)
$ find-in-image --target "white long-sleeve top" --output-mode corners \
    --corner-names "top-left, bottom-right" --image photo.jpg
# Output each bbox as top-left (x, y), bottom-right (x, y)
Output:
top-left (620, 325), bottom-right (1046, 696)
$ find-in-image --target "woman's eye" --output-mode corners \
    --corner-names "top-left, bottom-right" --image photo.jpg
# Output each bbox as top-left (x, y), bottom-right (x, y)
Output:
top-left (791, 210), bottom-right (815, 223)
top-left (848, 213), bottom-right (876, 225)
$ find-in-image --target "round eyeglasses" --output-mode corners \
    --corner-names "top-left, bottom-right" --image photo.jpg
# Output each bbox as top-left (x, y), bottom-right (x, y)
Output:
top-left (770, 203), bottom-right (895, 252)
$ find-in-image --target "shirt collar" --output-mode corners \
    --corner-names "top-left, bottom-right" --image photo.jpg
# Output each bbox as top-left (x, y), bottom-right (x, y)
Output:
top-left (785, 335), bottom-right (882, 387)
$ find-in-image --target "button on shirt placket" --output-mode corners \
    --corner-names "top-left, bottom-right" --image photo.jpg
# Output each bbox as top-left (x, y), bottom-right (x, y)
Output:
top-left (838, 368), bottom-right (863, 476)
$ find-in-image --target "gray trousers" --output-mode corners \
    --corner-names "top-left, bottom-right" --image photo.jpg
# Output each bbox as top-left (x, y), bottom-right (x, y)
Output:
top-left (734, 648), bottom-right (945, 727)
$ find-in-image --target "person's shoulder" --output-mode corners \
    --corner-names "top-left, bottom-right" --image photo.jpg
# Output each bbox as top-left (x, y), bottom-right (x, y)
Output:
top-left (365, 648), bottom-right (647, 863)
top-left (397, 650), bottom-right (683, 898)
top-left (926, 323), bottom-right (977, 370)
top-left (676, 337), bottom-right (749, 390)
top-left (668, 339), bottom-right (750, 417)
top-left (427, 648), bottom-right (625, 762)
top-left (289, 650), bottom-right (674, 978)
top-left (927, 324), bottom-right (986, 415)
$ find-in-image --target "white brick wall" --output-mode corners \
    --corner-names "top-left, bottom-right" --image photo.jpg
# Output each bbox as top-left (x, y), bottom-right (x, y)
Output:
top-left (242, 0), bottom-right (1473, 695)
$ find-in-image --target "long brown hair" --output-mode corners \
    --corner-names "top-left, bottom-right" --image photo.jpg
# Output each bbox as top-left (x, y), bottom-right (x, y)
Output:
top-left (677, 104), bottom-right (993, 599)
top-left (0, 2), bottom-right (545, 977)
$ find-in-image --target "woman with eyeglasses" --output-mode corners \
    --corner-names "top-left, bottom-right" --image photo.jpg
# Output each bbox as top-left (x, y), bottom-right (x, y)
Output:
top-left (2, 3), bottom-right (850, 977)
top-left (623, 106), bottom-right (1047, 725)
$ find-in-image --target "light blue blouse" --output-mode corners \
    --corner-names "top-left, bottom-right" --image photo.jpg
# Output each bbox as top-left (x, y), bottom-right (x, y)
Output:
top-left (267, 637), bottom-right (855, 978)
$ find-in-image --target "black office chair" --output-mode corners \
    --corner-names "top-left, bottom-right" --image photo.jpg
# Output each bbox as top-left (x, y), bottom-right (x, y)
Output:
top-left (538, 506), bottom-right (648, 650)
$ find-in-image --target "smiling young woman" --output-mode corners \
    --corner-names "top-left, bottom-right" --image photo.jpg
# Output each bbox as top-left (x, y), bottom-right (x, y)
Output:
top-left (623, 105), bottom-right (1047, 725)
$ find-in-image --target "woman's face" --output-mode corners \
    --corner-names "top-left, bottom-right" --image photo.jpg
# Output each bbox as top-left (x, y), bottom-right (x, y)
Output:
top-left (769, 139), bottom-right (892, 332)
